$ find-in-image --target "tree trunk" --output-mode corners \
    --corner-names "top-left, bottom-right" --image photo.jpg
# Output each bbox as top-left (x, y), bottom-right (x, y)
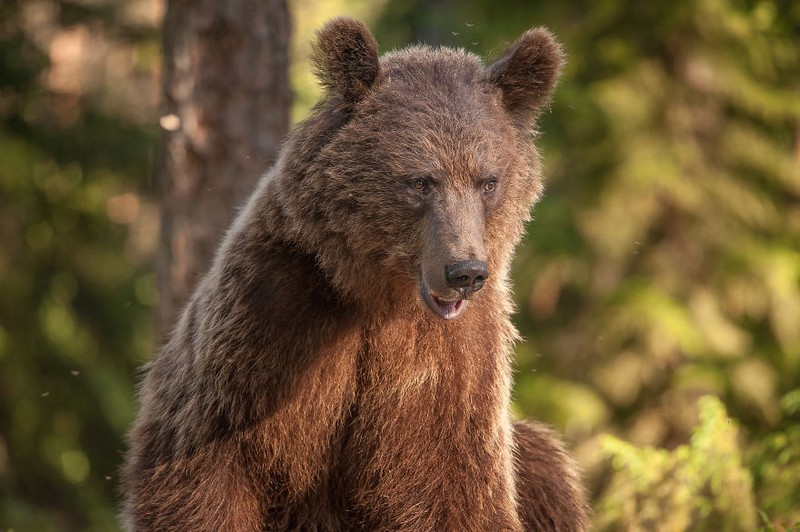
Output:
top-left (157, 0), bottom-right (291, 336)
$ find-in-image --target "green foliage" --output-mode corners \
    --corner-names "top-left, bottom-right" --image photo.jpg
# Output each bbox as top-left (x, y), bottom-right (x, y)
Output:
top-left (0, 0), bottom-right (158, 529)
top-left (597, 396), bottom-right (756, 531)
top-left (749, 389), bottom-right (800, 528)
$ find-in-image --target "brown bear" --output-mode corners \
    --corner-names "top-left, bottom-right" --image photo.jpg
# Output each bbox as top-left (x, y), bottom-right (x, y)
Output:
top-left (122, 17), bottom-right (589, 531)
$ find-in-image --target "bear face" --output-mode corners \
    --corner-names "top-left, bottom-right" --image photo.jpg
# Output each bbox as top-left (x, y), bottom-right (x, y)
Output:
top-left (277, 19), bottom-right (564, 321)
top-left (317, 48), bottom-right (537, 320)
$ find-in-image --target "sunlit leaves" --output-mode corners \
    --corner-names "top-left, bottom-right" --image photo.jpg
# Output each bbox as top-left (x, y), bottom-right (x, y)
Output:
top-left (597, 396), bottom-right (757, 531)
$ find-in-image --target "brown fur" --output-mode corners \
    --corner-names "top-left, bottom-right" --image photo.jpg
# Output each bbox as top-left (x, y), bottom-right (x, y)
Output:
top-left (122, 17), bottom-right (589, 531)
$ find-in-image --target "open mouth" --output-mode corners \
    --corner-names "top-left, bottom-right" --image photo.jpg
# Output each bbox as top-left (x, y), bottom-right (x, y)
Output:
top-left (419, 279), bottom-right (468, 320)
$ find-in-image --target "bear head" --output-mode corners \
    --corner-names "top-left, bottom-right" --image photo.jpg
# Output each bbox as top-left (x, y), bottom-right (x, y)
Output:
top-left (276, 18), bottom-right (564, 320)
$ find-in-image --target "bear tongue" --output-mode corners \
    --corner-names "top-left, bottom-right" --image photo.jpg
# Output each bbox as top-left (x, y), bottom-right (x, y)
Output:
top-left (432, 295), bottom-right (466, 320)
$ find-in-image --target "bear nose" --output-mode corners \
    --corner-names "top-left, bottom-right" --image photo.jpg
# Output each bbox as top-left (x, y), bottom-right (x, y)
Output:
top-left (444, 260), bottom-right (489, 294)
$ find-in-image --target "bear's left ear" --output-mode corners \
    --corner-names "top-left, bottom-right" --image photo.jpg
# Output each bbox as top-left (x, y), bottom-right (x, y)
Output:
top-left (312, 17), bottom-right (380, 103)
top-left (487, 27), bottom-right (565, 128)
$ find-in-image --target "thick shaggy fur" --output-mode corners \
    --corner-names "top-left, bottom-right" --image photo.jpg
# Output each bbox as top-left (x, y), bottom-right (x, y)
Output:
top-left (122, 18), bottom-right (589, 531)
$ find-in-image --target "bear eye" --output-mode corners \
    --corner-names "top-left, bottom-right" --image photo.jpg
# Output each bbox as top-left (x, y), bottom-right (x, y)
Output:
top-left (483, 178), bottom-right (497, 193)
top-left (411, 177), bottom-right (428, 191)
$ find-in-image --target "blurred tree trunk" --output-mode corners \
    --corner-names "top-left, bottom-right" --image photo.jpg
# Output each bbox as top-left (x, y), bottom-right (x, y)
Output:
top-left (157, 0), bottom-right (291, 336)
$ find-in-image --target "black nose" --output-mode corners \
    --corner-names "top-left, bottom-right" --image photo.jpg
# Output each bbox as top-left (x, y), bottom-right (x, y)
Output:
top-left (445, 260), bottom-right (489, 294)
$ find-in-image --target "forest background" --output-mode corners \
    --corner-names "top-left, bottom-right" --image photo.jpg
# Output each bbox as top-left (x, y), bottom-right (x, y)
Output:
top-left (1, 0), bottom-right (798, 529)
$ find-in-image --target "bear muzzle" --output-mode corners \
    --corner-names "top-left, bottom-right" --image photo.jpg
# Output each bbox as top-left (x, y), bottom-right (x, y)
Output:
top-left (419, 260), bottom-right (489, 320)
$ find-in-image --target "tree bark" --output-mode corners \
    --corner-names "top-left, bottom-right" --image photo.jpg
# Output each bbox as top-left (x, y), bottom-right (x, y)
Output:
top-left (157, 0), bottom-right (291, 336)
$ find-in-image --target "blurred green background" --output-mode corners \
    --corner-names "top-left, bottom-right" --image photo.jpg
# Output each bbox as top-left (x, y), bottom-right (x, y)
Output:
top-left (1, 0), bottom-right (798, 529)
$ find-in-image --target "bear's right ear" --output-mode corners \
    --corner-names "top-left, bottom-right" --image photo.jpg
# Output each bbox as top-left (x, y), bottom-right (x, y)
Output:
top-left (487, 27), bottom-right (565, 128)
top-left (312, 17), bottom-right (380, 103)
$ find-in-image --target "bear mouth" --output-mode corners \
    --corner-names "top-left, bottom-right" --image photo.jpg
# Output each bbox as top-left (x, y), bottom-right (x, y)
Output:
top-left (419, 279), bottom-right (467, 320)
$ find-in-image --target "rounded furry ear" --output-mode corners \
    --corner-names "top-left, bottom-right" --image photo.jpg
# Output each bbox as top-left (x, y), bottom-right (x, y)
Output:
top-left (312, 17), bottom-right (380, 103)
top-left (487, 27), bottom-right (565, 127)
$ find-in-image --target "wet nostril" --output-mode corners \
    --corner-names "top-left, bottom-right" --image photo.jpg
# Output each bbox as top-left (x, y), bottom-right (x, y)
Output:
top-left (445, 260), bottom-right (490, 292)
